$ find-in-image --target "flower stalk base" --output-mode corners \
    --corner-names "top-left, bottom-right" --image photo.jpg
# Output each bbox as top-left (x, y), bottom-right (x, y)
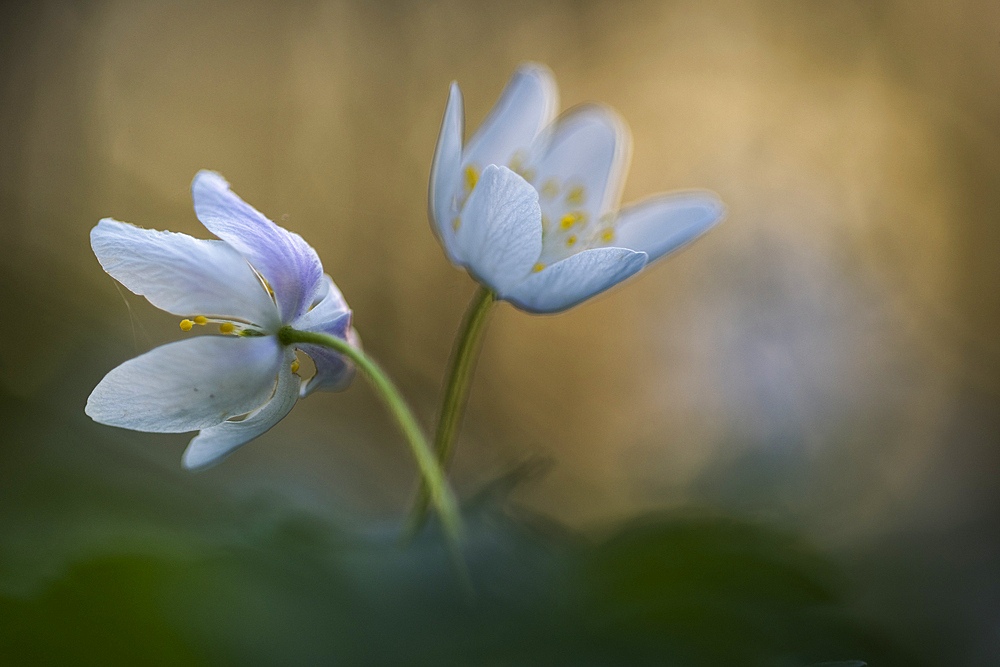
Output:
top-left (405, 285), bottom-right (495, 536)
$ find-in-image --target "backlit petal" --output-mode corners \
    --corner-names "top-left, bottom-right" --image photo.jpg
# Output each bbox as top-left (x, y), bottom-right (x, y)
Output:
top-left (182, 347), bottom-right (300, 470)
top-left (462, 63), bottom-right (558, 176)
top-left (455, 165), bottom-right (542, 293)
top-left (191, 171), bottom-right (324, 323)
top-left (614, 191), bottom-right (726, 262)
top-left (428, 82), bottom-right (465, 263)
top-left (504, 246), bottom-right (647, 314)
top-left (528, 104), bottom-right (632, 222)
top-left (86, 336), bottom-right (284, 433)
top-left (91, 219), bottom-right (280, 330)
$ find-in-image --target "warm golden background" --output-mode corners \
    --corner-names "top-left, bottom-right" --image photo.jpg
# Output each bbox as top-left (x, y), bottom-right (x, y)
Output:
top-left (2, 0), bottom-right (998, 664)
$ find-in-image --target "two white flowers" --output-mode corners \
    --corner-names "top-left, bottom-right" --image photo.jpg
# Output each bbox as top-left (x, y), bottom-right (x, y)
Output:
top-left (87, 63), bottom-right (724, 468)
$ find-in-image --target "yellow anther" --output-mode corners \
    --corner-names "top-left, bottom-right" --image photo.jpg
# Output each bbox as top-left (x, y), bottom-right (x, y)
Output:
top-left (193, 315), bottom-right (208, 326)
top-left (566, 235), bottom-right (578, 247)
top-left (532, 263), bottom-right (545, 273)
top-left (464, 165), bottom-right (479, 192)
top-left (566, 185), bottom-right (586, 205)
top-left (219, 322), bottom-right (235, 334)
top-left (452, 216), bottom-right (461, 231)
top-left (179, 319), bottom-right (194, 331)
top-left (290, 359), bottom-right (300, 374)
top-left (540, 179), bottom-right (559, 199)
top-left (601, 228), bottom-right (616, 243)
top-left (521, 168), bottom-right (536, 183)
top-left (560, 211), bottom-right (587, 230)
top-left (508, 152), bottom-right (524, 172)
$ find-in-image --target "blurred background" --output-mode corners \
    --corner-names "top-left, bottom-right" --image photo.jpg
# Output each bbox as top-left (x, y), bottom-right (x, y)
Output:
top-left (1, 0), bottom-right (998, 664)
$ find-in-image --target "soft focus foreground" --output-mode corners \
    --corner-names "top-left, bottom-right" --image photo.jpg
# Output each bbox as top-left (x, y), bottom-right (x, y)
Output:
top-left (1, 1), bottom-right (998, 665)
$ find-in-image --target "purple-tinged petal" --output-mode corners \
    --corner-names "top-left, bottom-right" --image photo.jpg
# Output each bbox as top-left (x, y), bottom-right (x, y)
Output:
top-left (91, 219), bottom-right (280, 330)
top-left (288, 274), bottom-right (356, 397)
top-left (191, 171), bottom-right (324, 323)
top-left (614, 191), bottom-right (726, 261)
top-left (86, 336), bottom-right (285, 433)
top-left (291, 275), bottom-right (350, 333)
top-left (462, 63), bottom-right (558, 177)
top-left (504, 247), bottom-right (647, 314)
top-left (182, 347), bottom-right (300, 470)
top-left (297, 325), bottom-right (359, 397)
top-left (428, 82), bottom-right (466, 263)
top-left (455, 165), bottom-right (542, 294)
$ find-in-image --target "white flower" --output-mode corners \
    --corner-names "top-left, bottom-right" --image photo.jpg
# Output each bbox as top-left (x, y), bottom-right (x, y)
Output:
top-left (428, 63), bottom-right (725, 313)
top-left (86, 171), bottom-right (358, 470)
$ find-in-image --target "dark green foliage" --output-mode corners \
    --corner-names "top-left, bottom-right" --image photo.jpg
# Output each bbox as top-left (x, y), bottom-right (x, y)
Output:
top-left (0, 395), bottom-right (913, 666)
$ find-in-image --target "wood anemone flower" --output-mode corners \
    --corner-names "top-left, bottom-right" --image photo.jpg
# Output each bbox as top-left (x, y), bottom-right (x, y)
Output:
top-left (428, 63), bottom-right (726, 313)
top-left (87, 171), bottom-right (357, 469)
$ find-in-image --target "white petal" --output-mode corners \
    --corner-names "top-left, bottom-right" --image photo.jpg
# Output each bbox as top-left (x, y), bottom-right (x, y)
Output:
top-left (86, 336), bottom-right (285, 433)
top-left (455, 165), bottom-right (542, 293)
top-left (191, 171), bottom-right (324, 323)
top-left (182, 347), bottom-right (300, 470)
top-left (614, 191), bottom-right (726, 261)
top-left (91, 219), bottom-right (280, 330)
top-left (529, 104), bottom-right (631, 221)
top-left (504, 247), bottom-right (647, 314)
top-left (462, 63), bottom-right (559, 175)
top-left (428, 81), bottom-right (466, 263)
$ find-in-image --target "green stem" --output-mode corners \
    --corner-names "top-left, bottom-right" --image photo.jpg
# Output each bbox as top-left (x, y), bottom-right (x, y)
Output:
top-left (405, 286), bottom-right (496, 536)
top-left (278, 326), bottom-right (462, 545)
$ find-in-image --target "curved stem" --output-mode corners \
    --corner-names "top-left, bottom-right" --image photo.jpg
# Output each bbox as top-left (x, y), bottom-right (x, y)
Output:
top-left (278, 326), bottom-right (462, 545)
top-left (405, 286), bottom-right (495, 536)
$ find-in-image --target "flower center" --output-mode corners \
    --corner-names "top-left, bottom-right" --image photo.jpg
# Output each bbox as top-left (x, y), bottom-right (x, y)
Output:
top-left (532, 176), bottom-right (618, 267)
top-left (460, 156), bottom-right (621, 273)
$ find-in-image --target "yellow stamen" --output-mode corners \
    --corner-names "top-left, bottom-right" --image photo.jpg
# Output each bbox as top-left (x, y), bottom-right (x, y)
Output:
top-left (520, 168), bottom-right (536, 183)
top-left (251, 272), bottom-right (275, 297)
top-left (540, 179), bottom-right (559, 199)
top-left (601, 228), bottom-right (615, 243)
top-left (290, 359), bottom-right (300, 374)
top-left (452, 216), bottom-right (461, 231)
top-left (560, 211), bottom-right (588, 230)
top-left (566, 185), bottom-right (586, 205)
top-left (464, 165), bottom-right (479, 192)
top-left (193, 315), bottom-right (208, 326)
top-left (532, 263), bottom-right (545, 273)
top-left (179, 319), bottom-right (194, 331)
top-left (566, 235), bottom-right (577, 247)
top-left (219, 322), bottom-right (235, 334)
